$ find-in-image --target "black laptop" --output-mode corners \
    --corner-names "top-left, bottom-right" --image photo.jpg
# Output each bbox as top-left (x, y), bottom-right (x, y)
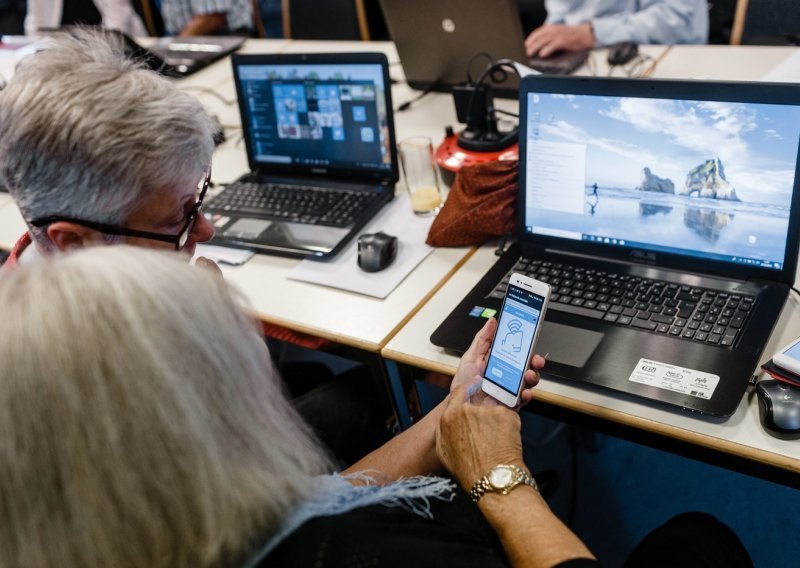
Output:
top-left (205, 52), bottom-right (398, 259)
top-left (432, 76), bottom-right (800, 418)
top-left (146, 35), bottom-right (246, 77)
top-left (379, 0), bottom-right (588, 97)
top-left (46, 28), bottom-right (244, 78)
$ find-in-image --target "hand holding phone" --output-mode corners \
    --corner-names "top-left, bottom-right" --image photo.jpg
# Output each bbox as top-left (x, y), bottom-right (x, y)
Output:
top-left (481, 273), bottom-right (550, 407)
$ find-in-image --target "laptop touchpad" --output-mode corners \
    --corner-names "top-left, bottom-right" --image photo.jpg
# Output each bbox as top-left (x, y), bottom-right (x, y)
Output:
top-left (537, 322), bottom-right (603, 368)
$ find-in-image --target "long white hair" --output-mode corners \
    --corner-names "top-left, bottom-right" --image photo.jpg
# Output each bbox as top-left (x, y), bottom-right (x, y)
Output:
top-left (0, 247), bottom-right (332, 567)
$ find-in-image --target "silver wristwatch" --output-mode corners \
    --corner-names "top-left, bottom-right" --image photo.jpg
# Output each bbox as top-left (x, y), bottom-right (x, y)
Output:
top-left (470, 464), bottom-right (538, 503)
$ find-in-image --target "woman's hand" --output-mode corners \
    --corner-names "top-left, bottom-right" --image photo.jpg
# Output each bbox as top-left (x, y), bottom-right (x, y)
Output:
top-left (436, 383), bottom-right (525, 489)
top-left (450, 317), bottom-right (545, 407)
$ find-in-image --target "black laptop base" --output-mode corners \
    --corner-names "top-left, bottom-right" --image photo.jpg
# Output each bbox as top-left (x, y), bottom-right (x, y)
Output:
top-left (431, 243), bottom-right (788, 418)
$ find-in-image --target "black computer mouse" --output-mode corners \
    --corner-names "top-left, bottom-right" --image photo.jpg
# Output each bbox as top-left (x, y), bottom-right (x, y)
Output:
top-left (756, 380), bottom-right (800, 440)
top-left (607, 42), bottom-right (639, 66)
top-left (357, 231), bottom-right (398, 272)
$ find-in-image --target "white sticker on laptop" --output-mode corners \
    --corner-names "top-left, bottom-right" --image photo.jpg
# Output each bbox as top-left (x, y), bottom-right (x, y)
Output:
top-left (629, 358), bottom-right (719, 400)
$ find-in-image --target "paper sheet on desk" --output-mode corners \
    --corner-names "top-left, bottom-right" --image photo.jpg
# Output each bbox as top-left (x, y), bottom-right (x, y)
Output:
top-left (761, 51), bottom-right (800, 83)
top-left (194, 244), bottom-right (255, 265)
top-left (289, 194), bottom-right (434, 299)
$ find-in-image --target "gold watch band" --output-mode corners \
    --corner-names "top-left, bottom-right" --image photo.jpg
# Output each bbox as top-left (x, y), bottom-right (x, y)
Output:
top-left (469, 464), bottom-right (538, 503)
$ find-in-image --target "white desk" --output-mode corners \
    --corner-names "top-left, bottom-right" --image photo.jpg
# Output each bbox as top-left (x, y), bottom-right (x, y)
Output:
top-left (650, 45), bottom-right (799, 81)
top-left (194, 39), bottom-right (473, 352)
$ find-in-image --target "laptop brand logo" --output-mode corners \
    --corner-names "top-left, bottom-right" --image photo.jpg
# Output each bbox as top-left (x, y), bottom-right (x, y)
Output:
top-left (629, 249), bottom-right (657, 264)
top-left (441, 18), bottom-right (456, 33)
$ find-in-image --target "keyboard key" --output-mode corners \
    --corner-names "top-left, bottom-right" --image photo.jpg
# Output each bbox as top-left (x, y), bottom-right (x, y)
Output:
top-left (682, 329), bottom-right (696, 339)
top-left (650, 314), bottom-right (675, 324)
top-left (720, 333), bottom-right (737, 346)
top-left (603, 313), bottom-right (619, 323)
top-left (694, 332), bottom-right (708, 342)
top-left (618, 316), bottom-right (632, 325)
top-left (707, 333), bottom-right (721, 344)
top-left (669, 326), bottom-right (682, 336)
top-left (631, 319), bottom-right (657, 331)
top-left (548, 303), bottom-right (605, 319)
top-left (656, 324), bottom-right (670, 333)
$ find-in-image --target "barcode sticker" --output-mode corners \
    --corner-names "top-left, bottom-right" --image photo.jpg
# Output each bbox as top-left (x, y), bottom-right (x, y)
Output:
top-left (629, 358), bottom-right (720, 400)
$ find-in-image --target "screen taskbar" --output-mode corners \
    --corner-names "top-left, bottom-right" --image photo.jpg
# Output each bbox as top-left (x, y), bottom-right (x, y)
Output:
top-left (525, 226), bottom-right (783, 271)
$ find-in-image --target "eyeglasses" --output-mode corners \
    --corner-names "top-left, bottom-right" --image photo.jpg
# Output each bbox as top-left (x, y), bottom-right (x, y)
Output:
top-left (30, 169), bottom-right (211, 251)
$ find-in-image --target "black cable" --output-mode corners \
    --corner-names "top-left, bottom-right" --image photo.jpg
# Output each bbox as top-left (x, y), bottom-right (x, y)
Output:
top-left (395, 83), bottom-right (439, 112)
top-left (465, 51), bottom-right (493, 84)
top-left (463, 58), bottom-right (520, 137)
top-left (792, 286), bottom-right (800, 298)
top-left (494, 108), bottom-right (519, 118)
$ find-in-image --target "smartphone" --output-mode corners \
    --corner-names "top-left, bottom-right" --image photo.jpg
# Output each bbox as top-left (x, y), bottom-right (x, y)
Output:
top-left (482, 273), bottom-right (550, 407)
top-left (773, 336), bottom-right (800, 377)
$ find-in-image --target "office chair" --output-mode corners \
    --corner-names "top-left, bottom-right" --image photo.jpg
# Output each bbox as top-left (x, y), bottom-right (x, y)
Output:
top-left (281, 0), bottom-right (370, 40)
top-left (132, 0), bottom-right (165, 36)
top-left (730, 0), bottom-right (800, 45)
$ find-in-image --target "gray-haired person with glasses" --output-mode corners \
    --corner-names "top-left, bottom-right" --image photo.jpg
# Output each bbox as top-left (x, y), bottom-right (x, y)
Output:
top-left (0, 29), bottom-right (218, 271)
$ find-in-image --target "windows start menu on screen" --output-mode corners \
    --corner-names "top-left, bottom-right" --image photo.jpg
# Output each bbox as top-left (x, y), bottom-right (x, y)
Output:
top-left (240, 68), bottom-right (391, 172)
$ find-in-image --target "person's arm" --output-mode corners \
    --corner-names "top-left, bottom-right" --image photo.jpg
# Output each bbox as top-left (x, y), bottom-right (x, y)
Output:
top-left (525, 0), bottom-right (708, 57)
top-left (437, 384), bottom-right (595, 566)
top-left (589, 0), bottom-right (709, 47)
top-left (342, 318), bottom-right (544, 481)
top-left (178, 12), bottom-right (227, 36)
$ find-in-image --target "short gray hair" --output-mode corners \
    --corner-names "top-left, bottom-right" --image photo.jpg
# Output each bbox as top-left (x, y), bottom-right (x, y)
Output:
top-left (0, 29), bottom-right (216, 247)
top-left (0, 246), bottom-right (332, 567)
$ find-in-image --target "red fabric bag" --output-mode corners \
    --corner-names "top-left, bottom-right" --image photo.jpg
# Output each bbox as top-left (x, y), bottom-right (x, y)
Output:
top-left (426, 160), bottom-right (518, 247)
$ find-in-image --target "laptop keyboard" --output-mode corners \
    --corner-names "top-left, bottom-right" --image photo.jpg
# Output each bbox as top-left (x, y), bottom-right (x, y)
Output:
top-left (493, 258), bottom-right (755, 348)
top-left (207, 181), bottom-right (382, 228)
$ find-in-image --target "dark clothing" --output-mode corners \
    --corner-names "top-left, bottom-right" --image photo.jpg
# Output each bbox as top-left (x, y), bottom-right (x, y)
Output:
top-left (624, 512), bottom-right (753, 568)
top-left (0, 0), bottom-right (25, 35)
top-left (265, 489), bottom-right (748, 568)
top-left (265, 487), bottom-right (513, 567)
top-left (60, 0), bottom-right (103, 26)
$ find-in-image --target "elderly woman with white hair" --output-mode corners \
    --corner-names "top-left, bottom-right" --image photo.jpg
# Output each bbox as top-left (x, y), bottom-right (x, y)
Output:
top-left (0, 246), bottom-right (596, 567)
top-left (0, 28), bottom-right (391, 465)
top-left (0, 29), bottom-right (217, 266)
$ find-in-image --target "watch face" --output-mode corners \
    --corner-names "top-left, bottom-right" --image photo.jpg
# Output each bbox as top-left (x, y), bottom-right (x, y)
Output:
top-left (489, 466), bottom-right (514, 489)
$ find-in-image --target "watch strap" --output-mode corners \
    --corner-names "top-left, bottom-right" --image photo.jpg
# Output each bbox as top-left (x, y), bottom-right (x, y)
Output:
top-left (469, 464), bottom-right (538, 503)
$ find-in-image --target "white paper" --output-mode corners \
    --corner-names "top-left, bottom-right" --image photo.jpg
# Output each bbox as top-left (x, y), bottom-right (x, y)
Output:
top-left (194, 243), bottom-right (255, 265)
top-left (761, 51), bottom-right (800, 83)
top-left (288, 194), bottom-right (435, 299)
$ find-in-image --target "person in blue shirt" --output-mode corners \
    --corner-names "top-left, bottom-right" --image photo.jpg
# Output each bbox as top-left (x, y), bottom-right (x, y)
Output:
top-left (525, 0), bottom-right (709, 58)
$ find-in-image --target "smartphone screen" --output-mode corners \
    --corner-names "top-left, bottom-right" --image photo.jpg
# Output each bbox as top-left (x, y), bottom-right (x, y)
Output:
top-left (783, 340), bottom-right (800, 361)
top-left (484, 283), bottom-right (545, 395)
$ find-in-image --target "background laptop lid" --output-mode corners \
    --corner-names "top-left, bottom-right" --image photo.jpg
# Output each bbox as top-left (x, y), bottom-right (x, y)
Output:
top-left (232, 52), bottom-right (399, 184)
top-left (379, 0), bottom-right (528, 94)
top-left (518, 76), bottom-right (800, 286)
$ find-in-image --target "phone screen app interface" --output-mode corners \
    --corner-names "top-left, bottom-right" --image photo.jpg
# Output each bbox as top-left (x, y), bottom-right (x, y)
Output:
top-left (783, 341), bottom-right (800, 361)
top-left (485, 285), bottom-right (544, 394)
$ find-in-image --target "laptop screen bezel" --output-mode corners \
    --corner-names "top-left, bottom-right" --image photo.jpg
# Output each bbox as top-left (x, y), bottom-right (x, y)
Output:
top-left (517, 75), bottom-right (800, 286)
top-left (231, 51), bottom-right (399, 184)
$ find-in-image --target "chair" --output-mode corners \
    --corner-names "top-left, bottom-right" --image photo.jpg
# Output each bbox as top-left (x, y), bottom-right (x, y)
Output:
top-left (131, 0), bottom-right (165, 36)
top-left (730, 0), bottom-right (800, 45)
top-left (281, 0), bottom-right (370, 40)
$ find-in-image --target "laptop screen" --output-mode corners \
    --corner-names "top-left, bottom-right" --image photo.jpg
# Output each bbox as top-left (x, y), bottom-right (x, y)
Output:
top-left (522, 91), bottom-right (800, 272)
top-left (235, 61), bottom-right (393, 175)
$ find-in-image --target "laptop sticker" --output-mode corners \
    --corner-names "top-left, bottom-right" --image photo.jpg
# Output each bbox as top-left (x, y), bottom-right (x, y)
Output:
top-left (468, 306), bottom-right (485, 317)
top-left (629, 358), bottom-right (720, 400)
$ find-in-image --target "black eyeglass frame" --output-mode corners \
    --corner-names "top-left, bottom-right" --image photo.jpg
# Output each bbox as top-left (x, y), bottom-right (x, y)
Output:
top-left (29, 169), bottom-right (211, 251)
